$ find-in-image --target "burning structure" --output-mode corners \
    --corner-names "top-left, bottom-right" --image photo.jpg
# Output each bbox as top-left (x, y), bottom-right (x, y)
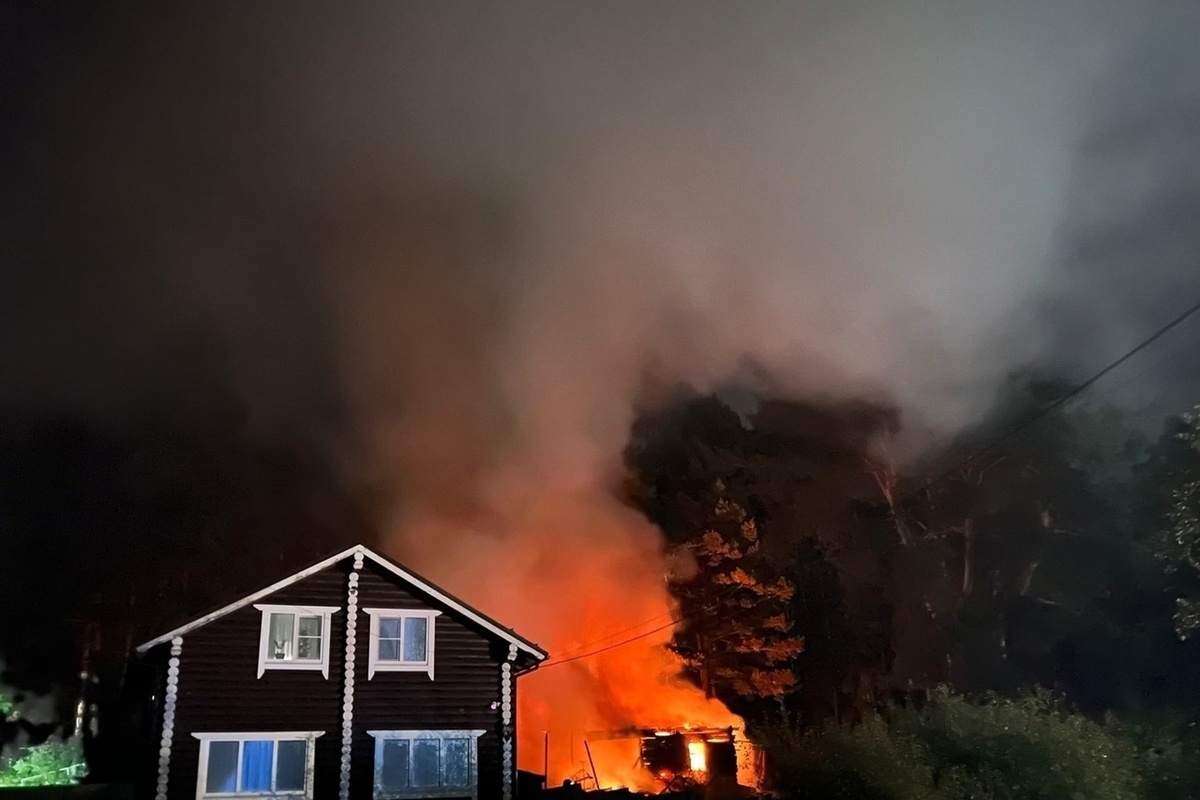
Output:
top-left (636, 727), bottom-right (750, 789)
top-left (393, 491), bottom-right (769, 794)
top-left (536, 726), bottom-right (762, 795)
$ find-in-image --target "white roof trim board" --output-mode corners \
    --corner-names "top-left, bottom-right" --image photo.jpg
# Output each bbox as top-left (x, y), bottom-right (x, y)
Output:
top-left (136, 545), bottom-right (547, 660)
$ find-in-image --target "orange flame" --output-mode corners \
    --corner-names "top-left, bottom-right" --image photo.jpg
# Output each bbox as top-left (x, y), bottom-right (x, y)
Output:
top-left (387, 487), bottom-right (747, 790)
top-left (687, 739), bottom-right (707, 773)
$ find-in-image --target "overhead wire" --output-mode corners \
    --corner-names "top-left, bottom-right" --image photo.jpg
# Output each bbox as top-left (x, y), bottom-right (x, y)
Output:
top-left (1061, 316), bottom-right (1200, 406)
top-left (545, 582), bottom-right (746, 662)
top-left (922, 295), bottom-right (1200, 487)
top-left (538, 590), bottom-right (772, 671)
top-left (538, 619), bottom-right (681, 669)
top-left (537, 296), bottom-right (1200, 668)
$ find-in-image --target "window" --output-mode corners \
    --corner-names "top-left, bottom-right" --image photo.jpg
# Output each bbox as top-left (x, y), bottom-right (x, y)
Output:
top-left (253, 605), bottom-right (339, 678)
top-left (193, 732), bottom-right (323, 799)
top-left (364, 609), bottom-right (440, 679)
top-left (368, 730), bottom-right (484, 800)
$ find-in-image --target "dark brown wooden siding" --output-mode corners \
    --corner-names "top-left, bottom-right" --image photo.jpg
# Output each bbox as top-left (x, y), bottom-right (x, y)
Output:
top-left (349, 561), bottom-right (505, 800)
top-left (164, 561), bottom-right (350, 800)
top-left (151, 555), bottom-right (511, 800)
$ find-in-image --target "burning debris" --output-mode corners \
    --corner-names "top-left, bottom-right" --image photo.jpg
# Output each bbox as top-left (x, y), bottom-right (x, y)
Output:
top-left (639, 727), bottom-right (736, 785)
top-left (637, 727), bottom-right (763, 793)
top-left (539, 726), bottom-right (762, 795)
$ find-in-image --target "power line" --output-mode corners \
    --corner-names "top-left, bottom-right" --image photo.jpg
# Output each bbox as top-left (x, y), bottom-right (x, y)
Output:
top-left (547, 613), bottom-right (679, 660)
top-left (531, 530), bottom-right (764, 666)
top-left (538, 298), bottom-right (1200, 671)
top-left (546, 583), bottom-right (745, 662)
top-left (537, 592), bottom-right (771, 671)
top-left (538, 619), bottom-right (681, 669)
top-left (926, 295), bottom-right (1200, 485)
top-left (1069, 319), bottom-right (1200, 405)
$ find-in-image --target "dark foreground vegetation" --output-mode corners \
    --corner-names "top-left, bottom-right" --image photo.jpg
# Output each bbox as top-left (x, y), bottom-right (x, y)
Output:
top-left (760, 686), bottom-right (1198, 800)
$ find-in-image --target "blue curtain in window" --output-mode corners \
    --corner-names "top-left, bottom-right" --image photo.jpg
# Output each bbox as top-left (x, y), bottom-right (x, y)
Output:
top-left (241, 741), bottom-right (274, 792)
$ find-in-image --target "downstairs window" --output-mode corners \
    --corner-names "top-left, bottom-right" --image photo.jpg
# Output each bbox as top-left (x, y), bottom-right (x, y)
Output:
top-left (193, 732), bottom-right (323, 799)
top-left (368, 730), bottom-right (485, 800)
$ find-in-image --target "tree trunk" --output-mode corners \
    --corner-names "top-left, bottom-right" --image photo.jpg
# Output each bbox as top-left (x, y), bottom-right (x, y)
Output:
top-left (961, 519), bottom-right (976, 596)
top-left (698, 633), bottom-right (712, 698)
top-left (869, 460), bottom-right (914, 547)
top-left (1017, 560), bottom-right (1039, 596)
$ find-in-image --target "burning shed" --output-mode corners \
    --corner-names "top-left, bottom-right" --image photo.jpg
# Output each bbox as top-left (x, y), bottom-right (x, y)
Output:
top-left (568, 726), bottom-right (762, 793)
top-left (638, 727), bottom-right (738, 783)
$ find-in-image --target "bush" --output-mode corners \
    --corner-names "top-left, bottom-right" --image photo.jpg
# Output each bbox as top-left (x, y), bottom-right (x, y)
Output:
top-left (898, 686), bottom-right (1142, 800)
top-left (1123, 714), bottom-right (1200, 800)
top-left (761, 716), bottom-right (943, 800)
top-left (0, 687), bottom-right (88, 787)
top-left (762, 686), bottom-right (1145, 800)
top-left (0, 737), bottom-right (87, 787)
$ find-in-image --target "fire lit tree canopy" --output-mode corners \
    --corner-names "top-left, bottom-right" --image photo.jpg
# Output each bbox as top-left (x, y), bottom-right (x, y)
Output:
top-left (624, 388), bottom-right (901, 724)
top-left (624, 373), bottom-right (1200, 729)
top-left (666, 486), bottom-right (804, 703)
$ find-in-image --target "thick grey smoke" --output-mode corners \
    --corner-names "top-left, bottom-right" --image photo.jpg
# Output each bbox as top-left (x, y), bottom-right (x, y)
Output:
top-left (7, 3), bottom-right (1198, 437)
top-left (277, 1), bottom-right (1195, 484)
top-left (4, 1), bottom-right (1200, 658)
top-left (1040, 28), bottom-right (1200, 419)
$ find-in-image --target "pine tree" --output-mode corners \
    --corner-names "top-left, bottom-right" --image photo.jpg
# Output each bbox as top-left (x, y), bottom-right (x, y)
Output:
top-left (669, 482), bottom-right (804, 701)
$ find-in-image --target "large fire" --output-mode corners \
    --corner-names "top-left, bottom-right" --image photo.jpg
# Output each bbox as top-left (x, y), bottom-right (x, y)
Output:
top-left (390, 487), bottom-right (753, 791)
top-left (343, 174), bottom-right (766, 789)
top-left (520, 613), bottom-right (744, 790)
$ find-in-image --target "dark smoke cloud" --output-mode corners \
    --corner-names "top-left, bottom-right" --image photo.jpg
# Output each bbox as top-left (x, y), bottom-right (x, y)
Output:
top-left (3, 2), bottom-right (1200, 649)
top-left (1, 3), bottom-right (342, 437)
top-left (1040, 28), bottom-right (1200, 419)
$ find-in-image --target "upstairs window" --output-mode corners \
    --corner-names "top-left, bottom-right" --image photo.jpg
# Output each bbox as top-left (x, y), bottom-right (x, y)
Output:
top-left (194, 731), bottom-right (323, 799)
top-left (364, 609), bottom-right (440, 679)
top-left (368, 730), bottom-right (484, 800)
top-left (254, 604), bottom-right (339, 678)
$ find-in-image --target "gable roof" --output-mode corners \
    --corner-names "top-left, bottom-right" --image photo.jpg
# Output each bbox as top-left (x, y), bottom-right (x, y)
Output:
top-left (135, 544), bottom-right (547, 660)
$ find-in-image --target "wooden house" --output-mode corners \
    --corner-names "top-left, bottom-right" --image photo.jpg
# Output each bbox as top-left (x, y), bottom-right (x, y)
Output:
top-left (135, 544), bottom-right (546, 800)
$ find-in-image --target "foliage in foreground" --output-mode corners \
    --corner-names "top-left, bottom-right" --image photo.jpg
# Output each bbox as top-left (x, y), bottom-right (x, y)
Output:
top-left (0, 737), bottom-right (87, 787)
top-left (0, 688), bottom-right (87, 787)
top-left (761, 687), bottom-right (1168, 800)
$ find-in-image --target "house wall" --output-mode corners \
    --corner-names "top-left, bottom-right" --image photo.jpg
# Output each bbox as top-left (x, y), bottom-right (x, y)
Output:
top-left (350, 561), bottom-right (507, 800)
top-left (155, 556), bottom-right (509, 800)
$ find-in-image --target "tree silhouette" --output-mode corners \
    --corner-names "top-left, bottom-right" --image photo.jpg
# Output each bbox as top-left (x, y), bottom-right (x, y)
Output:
top-left (669, 485), bottom-right (804, 704)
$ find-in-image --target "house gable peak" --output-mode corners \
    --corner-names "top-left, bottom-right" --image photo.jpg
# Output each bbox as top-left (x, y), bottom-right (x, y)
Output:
top-left (135, 544), bottom-right (547, 661)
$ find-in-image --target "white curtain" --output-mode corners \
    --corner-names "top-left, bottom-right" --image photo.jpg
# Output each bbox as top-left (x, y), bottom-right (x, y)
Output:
top-left (269, 613), bottom-right (294, 660)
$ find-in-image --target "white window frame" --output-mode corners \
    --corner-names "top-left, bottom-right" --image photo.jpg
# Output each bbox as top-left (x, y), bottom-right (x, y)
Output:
top-left (364, 609), bottom-right (441, 679)
top-left (367, 730), bottom-right (485, 800)
top-left (192, 731), bottom-right (324, 800)
top-left (253, 604), bottom-right (339, 679)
